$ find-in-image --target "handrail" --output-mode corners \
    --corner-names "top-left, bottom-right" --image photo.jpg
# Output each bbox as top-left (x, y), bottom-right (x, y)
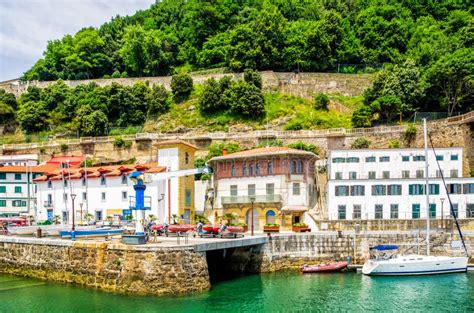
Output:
top-left (2, 110), bottom-right (472, 151)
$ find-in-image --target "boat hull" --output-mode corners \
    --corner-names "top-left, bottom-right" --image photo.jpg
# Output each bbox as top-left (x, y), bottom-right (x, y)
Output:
top-left (59, 229), bottom-right (122, 239)
top-left (300, 261), bottom-right (348, 273)
top-left (362, 255), bottom-right (468, 276)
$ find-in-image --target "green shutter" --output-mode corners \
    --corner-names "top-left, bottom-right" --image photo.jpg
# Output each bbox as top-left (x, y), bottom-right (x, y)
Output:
top-left (0, 200), bottom-right (6, 207)
top-left (0, 173), bottom-right (5, 179)
top-left (0, 186), bottom-right (5, 193)
top-left (15, 186), bottom-right (22, 193)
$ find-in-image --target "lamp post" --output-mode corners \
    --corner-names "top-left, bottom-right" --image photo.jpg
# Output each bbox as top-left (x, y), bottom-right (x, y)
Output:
top-left (79, 202), bottom-right (84, 225)
top-left (250, 196), bottom-right (256, 236)
top-left (71, 194), bottom-right (76, 231)
top-left (440, 198), bottom-right (445, 230)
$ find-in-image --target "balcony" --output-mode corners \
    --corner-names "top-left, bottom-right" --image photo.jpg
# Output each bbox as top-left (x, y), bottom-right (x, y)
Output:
top-left (221, 194), bottom-right (282, 205)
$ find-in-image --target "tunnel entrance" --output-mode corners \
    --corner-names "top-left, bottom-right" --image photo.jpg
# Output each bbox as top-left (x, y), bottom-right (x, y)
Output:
top-left (205, 246), bottom-right (263, 284)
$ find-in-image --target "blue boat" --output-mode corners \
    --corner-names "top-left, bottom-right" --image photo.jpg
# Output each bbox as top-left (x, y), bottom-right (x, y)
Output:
top-left (59, 228), bottom-right (123, 239)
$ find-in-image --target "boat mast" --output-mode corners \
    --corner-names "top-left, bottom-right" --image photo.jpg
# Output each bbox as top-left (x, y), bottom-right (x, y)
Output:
top-left (423, 118), bottom-right (430, 256)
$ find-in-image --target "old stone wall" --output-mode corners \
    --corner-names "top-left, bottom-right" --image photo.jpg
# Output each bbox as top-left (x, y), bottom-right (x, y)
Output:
top-left (0, 238), bottom-right (210, 296)
top-left (1, 71), bottom-right (373, 99)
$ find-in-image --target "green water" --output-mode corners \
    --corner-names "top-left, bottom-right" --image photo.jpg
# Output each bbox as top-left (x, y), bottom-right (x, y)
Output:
top-left (0, 272), bottom-right (473, 312)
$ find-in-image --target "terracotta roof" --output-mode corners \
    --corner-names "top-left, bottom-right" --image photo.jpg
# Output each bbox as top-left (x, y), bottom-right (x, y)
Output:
top-left (0, 164), bottom-right (59, 173)
top-left (33, 163), bottom-right (166, 183)
top-left (209, 147), bottom-right (318, 162)
top-left (46, 155), bottom-right (85, 167)
top-left (155, 139), bottom-right (198, 150)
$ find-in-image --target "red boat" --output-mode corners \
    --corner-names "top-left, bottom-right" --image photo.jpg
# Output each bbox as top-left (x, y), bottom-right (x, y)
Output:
top-left (226, 226), bottom-right (244, 233)
top-left (300, 261), bottom-right (348, 273)
top-left (168, 224), bottom-right (195, 233)
top-left (202, 224), bottom-right (219, 234)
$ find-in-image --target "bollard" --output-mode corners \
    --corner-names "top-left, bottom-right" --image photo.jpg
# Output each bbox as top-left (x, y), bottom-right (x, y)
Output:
top-left (36, 228), bottom-right (42, 238)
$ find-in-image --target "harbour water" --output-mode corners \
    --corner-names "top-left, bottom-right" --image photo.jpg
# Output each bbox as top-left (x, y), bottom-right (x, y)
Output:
top-left (1, 272), bottom-right (473, 312)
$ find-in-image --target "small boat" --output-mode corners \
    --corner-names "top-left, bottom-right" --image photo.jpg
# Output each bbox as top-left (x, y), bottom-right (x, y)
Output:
top-left (168, 224), bottom-right (195, 233)
top-left (300, 261), bottom-right (348, 273)
top-left (202, 225), bottom-right (220, 234)
top-left (8, 225), bottom-right (62, 236)
top-left (226, 226), bottom-right (244, 233)
top-left (46, 225), bottom-right (98, 236)
top-left (59, 228), bottom-right (122, 239)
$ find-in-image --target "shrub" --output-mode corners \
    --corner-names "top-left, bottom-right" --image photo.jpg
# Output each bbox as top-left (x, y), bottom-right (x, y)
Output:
top-left (224, 80), bottom-right (265, 119)
top-left (314, 93), bottom-right (330, 111)
top-left (113, 137), bottom-right (132, 149)
top-left (292, 222), bottom-right (307, 227)
top-left (171, 73), bottom-right (193, 103)
top-left (404, 124), bottom-right (417, 145)
top-left (351, 137), bottom-right (371, 149)
top-left (111, 70), bottom-right (121, 78)
top-left (60, 143), bottom-right (68, 152)
top-left (206, 142), bottom-right (240, 160)
top-left (243, 69), bottom-right (262, 89)
top-left (288, 141), bottom-right (321, 155)
top-left (388, 139), bottom-right (401, 148)
top-left (198, 78), bottom-right (224, 114)
top-left (39, 147), bottom-right (46, 154)
top-left (264, 223), bottom-right (280, 227)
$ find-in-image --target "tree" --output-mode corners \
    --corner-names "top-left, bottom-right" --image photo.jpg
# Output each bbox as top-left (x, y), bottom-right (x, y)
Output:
top-left (198, 78), bottom-right (223, 114)
top-left (171, 73), bottom-right (193, 103)
top-left (314, 93), bottom-right (330, 111)
top-left (75, 105), bottom-right (108, 136)
top-left (17, 101), bottom-right (49, 133)
top-left (0, 102), bottom-right (15, 124)
top-left (371, 96), bottom-right (402, 122)
top-left (351, 137), bottom-right (371, 149)
top-left (352, 105), bottom-right (375, 128)
top-left (0, 89), bottom-right (18, 110)
top-left (426, 48), bottom-right (473, 115)
top-left (224, 80), bottom-right (265, 119)
top-left (147, 84), bottom-right (170, 116)
top-left (243, 69), bottom-right (262, 89)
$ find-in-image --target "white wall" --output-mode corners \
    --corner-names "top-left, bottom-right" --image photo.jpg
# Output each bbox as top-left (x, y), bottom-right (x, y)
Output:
top-left (194, 180), bottom-right (208, 214)
top-left (0, 172), bottom-right (36, 215)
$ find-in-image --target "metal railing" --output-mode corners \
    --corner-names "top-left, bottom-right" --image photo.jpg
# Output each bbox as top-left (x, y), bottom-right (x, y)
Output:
top-left (221, 194), bottom-right (282, 205)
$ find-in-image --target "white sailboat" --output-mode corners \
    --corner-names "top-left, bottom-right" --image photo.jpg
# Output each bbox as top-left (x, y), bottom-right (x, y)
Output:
top-left (362, 119), bottom-right (469, 275)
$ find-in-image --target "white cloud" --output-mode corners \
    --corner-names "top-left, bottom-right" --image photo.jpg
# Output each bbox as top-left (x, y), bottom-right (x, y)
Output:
top-left (0, 0), bottom-right (155, 80)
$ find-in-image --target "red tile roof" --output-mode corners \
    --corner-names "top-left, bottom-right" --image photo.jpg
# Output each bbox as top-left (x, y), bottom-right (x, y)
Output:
top-left (46, 155), bottom-right (85, 167)
top-left (0, 164), bottom-right (60, 173)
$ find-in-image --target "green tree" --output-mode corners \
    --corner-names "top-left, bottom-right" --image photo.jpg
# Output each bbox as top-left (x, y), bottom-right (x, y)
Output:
top-left (75, 105), bottom-right (108, 136)
top-left (147, 84), bottom-right (170, 116)
top-left (0, 89), bottom-right (18, 110)
top-left (0, 102), bottom-right (15, 124)
top-left (17, 101), bottom-right (49, 132)
top-left (314, 93), bottom-right (330, 111)
top-left (351, 137), bottom-right (371, 149)
top-left (224, 80), bottom-right (265, 119)
top-left (171, 73), bottom-right (193, 103)
top-left (243, 69), bottom-right (262, 89)
top-left (198, 78), bottom-right (224, 114)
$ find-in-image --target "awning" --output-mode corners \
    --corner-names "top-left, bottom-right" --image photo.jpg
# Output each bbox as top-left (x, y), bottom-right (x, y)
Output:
top-left (281, 206), bottom-right (309, 212)
top-left (106, 209), bottom-right (123, 215)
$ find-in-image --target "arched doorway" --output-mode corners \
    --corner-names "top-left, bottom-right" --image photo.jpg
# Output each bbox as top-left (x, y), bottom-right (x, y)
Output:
top-left (266, 210), bottom-right (276, 224)
top-left (246, 207), bottom-right (260, 231)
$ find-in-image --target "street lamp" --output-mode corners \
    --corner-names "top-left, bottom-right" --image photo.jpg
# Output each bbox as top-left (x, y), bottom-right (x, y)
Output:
top-left (250, 196), bottom-right (256, 236)
top-left (440, 198), bottom-right (445, 230)
top-left (71, 194), bottom-right (76, 231)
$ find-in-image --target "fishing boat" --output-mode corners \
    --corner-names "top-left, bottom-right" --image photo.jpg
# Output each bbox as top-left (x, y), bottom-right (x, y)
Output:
top-left (46, 225), bottom-right (97, 236)
top-left (8, 225), bottom-right (63, 236)
top-left (362, 119), bottom-right (469, 276)
top-left (168, 224), bottom-right (195, 233)
top-left (300, 261), bottom-right (348, 273)
top-left (59, 228), bottom-right (122, 239)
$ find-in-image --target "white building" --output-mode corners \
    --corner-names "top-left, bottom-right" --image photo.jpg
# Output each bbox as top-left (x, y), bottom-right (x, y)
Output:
top-left (0, 154), bottom-right (38, 166)
top-left (208, 147), bottom-right (319, 231)
top-left (0, 164), bottom-right (58, 217)
top-left (34, 140), bottom-right (198, 225)
top-left (327, 147), bottom-right (474, 220)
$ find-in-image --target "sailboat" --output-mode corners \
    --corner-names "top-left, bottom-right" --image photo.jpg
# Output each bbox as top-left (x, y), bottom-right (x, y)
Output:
top-left (362, 119), bottom-right (469, 275)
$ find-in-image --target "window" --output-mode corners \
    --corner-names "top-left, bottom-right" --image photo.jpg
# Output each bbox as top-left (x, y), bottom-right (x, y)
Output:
top-left (185, 152), bottom-right (189, 164)
top-left (332, 157), bottom-right (345, 163)
top-left (375, 205), bottom-right (383, 219)
top-left (429, 204), bottom-right (436, 218)
top-left (464, 184), bottom-right (474, 194)
top-left (242, 164), bottom-right (247, 176)
top-left (266, 183), bottom-right (274, 195)
top-left (256, 163), bottom-right (261, 176)
top-left (293, 183), bottom-right (301, 195)
top-left (82, 192), bottom-right (87, 201)
top-left (0, 186), bottom-right (5, 193)
top-left (185, 189), bottom-right (191, 206)
top-left (409, 184), bottom-right (425, 195)
top-left (368, 171), bottom-right (376, 179)
top-left (436, 170), bottom-right (444, 178)
top-left (0, 173), bottom-right (5, 180)
top-left (372, 185), bottom-right (386, 196)
top-left (335, 185), bottom-right (349, 196)
top-left (402, 171), bottom-right (410, 178)
top-left (366, 156), bottom-right (376, 163)
top-left (48, 180), bottom-right (52, 188)
top-left (450, 170), bottom-right (458, 178)
top-left (416, 170), bottom-right (424, 178)
top-left (349, 172), bottom-right (357, 179)
top-left (100, 175), bottom-right (106, 185)
top-left (0, 200), bottom-right (5, 207)
top-left (338, 205), bottom-right (346, 220)
top-left (452, 203), bottom-right (458, 218)
top-left (382, 171), bottom-right (390, 179)
top-left (248, 184), bottom-right (256, 196)
top-left (387, 185), bottom-right (402, 195)
top-left (230, 185), bottom-right (238, 196)
top-left (379, 156), bottom-right (390, 162)
top-left (353, 205), bottom-right (361, 219)
top-left (119, 191), bottom-right (126, 201)
top-left (14, 173), bottom-right (22, 180)
top-left (266, 210), bottom-right (276, 224)
top-left (436, 155), bottom-right (444, 161)
top-left (447, 184), bottom-right (462, 194)
top-left (231, 163), bottom-right (236, 177)
top-left (47, 194), bottom-right (52, 205)
top-left (467, 204), bottom-right (474, 218)
top-left (335, 172), bottom-right (342, 180)
top-left (249, 164), bottom-right (254, 176)
top-left (413, 155), bottom-right (425, 161)
top-left (412, 204), bottom-right (420, 219)
top-left (14, 186), bottom-right (22, 193)
top-left (429, 184), bottom-right (440, 195)
top-left (351, 185), bottom-right (365, 196)
top-left (402, 156), bottom-right (409, 162)
top-left (12, 200), bottom-right (26, 207)
top-left (63, 179), bottom-right (68, 187)
top-left (346, 157), bottom-right (359, 163)
top-left (267, 162), bottom-right (273, 175)
top-left (290, 161), bottom-right (297, 174)
top-left (297, 160), bottom-right (304, 173)
top-left (121, 175), bottom-right (127, 184)
top-left (390, 204), bottom-right (399, 219)
top-left (63, 193), bottom-right (68, 201)
top-left (101, 192), bottom-right (106, 201)
top-left (451, 154), bottom-right (458, 161)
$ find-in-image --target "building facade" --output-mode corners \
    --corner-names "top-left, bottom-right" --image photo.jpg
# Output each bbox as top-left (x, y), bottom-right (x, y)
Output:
top-left (209, 147), bottom-right (319, 231)
top-left (327, 147), bottom-right (474, 220)
top-left (0, 154), bottom-right (38, 166)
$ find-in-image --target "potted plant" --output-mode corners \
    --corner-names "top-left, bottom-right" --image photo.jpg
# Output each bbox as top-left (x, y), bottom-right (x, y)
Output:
top-left (292, 222), bottom-right (310, 232)
top-left (237, 222), bottom-right (248, 232)
top-left (263, 223), bottom-right (280, 232)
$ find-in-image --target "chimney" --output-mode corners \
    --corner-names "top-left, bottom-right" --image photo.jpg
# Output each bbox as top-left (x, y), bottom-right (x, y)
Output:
top-left (222, 148), bottom-right (228, 156)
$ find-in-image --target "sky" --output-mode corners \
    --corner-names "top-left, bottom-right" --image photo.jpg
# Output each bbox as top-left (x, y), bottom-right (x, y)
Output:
top-left (0, 0), bottom-right (155, 82)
